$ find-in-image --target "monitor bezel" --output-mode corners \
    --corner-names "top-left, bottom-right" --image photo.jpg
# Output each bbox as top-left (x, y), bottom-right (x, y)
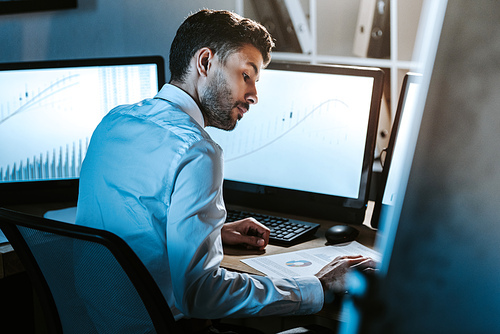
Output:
top-left (0, 55), bottom-right (165, 205)
top-left (370, 73), bottom-right (422, 228)
top-left (223, 62), bottom-right (385, 224)
top-left (0, 0), bottom-right (77, 16)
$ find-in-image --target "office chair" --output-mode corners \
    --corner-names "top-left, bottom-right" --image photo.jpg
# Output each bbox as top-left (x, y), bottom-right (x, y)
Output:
top-left (0, 208), bottom-right (179, 334)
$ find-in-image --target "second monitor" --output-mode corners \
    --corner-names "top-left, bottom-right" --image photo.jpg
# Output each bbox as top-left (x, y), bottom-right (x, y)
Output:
top-left (206, 62), bottom-right (384, 224)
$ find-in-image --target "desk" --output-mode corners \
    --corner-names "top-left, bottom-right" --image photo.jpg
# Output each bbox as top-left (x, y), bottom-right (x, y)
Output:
top-left (222, 201), bottom-right (378, 275)
top-left (1, 202), bottom-right (378, 278)
top-left (0, 243), bottom-right (23, 279)
top-left (220, 202), bottom-right (377, 326)
top-left (0, 201), bottom-right (377, 331)
top-left (0, 202), bottom-right (76, 279)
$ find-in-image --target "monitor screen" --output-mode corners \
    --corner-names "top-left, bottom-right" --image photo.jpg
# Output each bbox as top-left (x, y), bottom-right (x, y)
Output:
top-left (206, 62), bottom-right (384, 223)
top-left (381, 76), bottom-right (421, 207)
top-left (0, 56), bottom-right (165, 203)
top-left (371, 73), bottom-right (422, 228)
top-left (372, 73), bottom-right (422, 235)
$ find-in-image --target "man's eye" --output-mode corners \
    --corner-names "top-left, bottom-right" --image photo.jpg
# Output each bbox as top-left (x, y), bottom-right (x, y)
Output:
top-left (243, 73), bottom-right (250, 81)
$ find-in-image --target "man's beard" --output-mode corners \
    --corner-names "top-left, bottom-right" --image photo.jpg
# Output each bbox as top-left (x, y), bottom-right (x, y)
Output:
top-left (199, 69), bottom-right (247, 131)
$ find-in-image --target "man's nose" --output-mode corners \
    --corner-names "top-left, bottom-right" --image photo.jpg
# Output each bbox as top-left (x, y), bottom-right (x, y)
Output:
top-left (246, 85), bottom-right (258, 105)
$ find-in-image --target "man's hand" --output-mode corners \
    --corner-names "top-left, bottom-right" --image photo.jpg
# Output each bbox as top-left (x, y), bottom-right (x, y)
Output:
top-left (221, 218), bottom-right (270, 250)
top-left (315, 255), bottom-right (377, 294)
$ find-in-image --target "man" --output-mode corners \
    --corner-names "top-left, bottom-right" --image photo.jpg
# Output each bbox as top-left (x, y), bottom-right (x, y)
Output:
top-left (76, 8), bottom-right (374, 327)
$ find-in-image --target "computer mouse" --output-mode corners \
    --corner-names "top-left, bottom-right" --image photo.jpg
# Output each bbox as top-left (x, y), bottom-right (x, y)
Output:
top-left (325, 225), bottom-right (359, 245)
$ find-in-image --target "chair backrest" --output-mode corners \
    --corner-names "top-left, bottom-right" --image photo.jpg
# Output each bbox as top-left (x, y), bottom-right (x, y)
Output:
top-left (0, 208), bottom-right (179, 334)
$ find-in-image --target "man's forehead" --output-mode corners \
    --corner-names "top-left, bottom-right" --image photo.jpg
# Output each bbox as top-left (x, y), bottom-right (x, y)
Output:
top-left (232, 44), bottom-right (264, 71)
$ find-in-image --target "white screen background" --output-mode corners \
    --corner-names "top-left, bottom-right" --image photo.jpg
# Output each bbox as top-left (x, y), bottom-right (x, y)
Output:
top-left (206, 69), bottom-right (374, 199)
top-left (0, 64), bottom-right (158, 182)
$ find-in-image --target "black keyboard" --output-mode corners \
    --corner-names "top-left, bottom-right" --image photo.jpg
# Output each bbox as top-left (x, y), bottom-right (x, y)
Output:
top-left (225, 209), bottom-right (320, 246)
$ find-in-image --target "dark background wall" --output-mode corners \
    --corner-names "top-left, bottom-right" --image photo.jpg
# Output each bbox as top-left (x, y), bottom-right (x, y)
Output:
top-left (0, 0), bottom-right (236, 79)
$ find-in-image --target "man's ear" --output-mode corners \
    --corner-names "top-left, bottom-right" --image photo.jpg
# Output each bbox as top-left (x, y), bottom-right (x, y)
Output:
top-left (196, 47), bottom-right (214, 78)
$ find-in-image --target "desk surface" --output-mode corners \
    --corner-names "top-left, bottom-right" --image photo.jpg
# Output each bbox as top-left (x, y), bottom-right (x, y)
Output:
top-left (0, 202), bottom-right (76, 279)
top-left (1, 202), bottom-right (378, 279)
top-left (1, 202), bottom-right (377, 325)
top-left (222, 202), bottom-right (377, 322)
top-left (222, 202), bottom-right (377, 275)
top-left (0, 243), bottom-right (22, 279)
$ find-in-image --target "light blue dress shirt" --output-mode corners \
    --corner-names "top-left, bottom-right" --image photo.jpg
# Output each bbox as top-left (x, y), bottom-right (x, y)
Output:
top-left (76, 84), bottom-right (324, 321)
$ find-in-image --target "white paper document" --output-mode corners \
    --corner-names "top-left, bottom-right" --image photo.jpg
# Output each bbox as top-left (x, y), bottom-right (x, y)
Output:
top-left (242, 241), bottom-right (381, 277)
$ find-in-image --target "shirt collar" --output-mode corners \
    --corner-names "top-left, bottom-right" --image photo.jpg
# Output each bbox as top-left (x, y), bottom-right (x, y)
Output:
top-left (155, 84), bottom-right (205, 127)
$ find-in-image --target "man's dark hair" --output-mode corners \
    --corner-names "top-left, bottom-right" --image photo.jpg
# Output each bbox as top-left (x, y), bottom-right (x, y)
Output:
top-left (169, 9), bottom-right (274, 83)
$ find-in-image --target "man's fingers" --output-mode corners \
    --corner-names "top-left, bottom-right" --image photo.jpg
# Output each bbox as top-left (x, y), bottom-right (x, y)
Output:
top-left (341, 256), bottom-right (375, 268)
top-left (244, 236), bottom-right (266, 249)
top-left (350, 257), bottom-right (377, 270)
top-left (227, 218), bottom-right (270, 250)
top-left (243, 219), bottom-right (270, 248)
top-left (321, 255), bottom-right (377, 273)
top-left (332, 255), bottom-right (364, 263)
top-left (361, 267), bottom-right (377, 274)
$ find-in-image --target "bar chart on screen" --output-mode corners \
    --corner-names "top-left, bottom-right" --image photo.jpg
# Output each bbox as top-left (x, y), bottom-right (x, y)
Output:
top-left (0, 65), bottom-right (154, 182)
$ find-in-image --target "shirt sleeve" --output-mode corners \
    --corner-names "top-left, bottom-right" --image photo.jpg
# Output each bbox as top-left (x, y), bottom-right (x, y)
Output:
top-left (165, 139), bottom-right (324, 319)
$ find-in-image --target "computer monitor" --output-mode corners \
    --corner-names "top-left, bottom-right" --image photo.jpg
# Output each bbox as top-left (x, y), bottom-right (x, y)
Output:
top-left (371, 73), bottom-right (422, 229)
top-left (0, 56), bottom-right (165, 204)
top-left (206, 62), bottom-right (384, 223)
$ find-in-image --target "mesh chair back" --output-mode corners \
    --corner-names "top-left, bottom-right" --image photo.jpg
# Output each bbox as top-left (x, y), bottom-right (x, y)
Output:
top-left (0, 208), bottom-right (178, 334)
